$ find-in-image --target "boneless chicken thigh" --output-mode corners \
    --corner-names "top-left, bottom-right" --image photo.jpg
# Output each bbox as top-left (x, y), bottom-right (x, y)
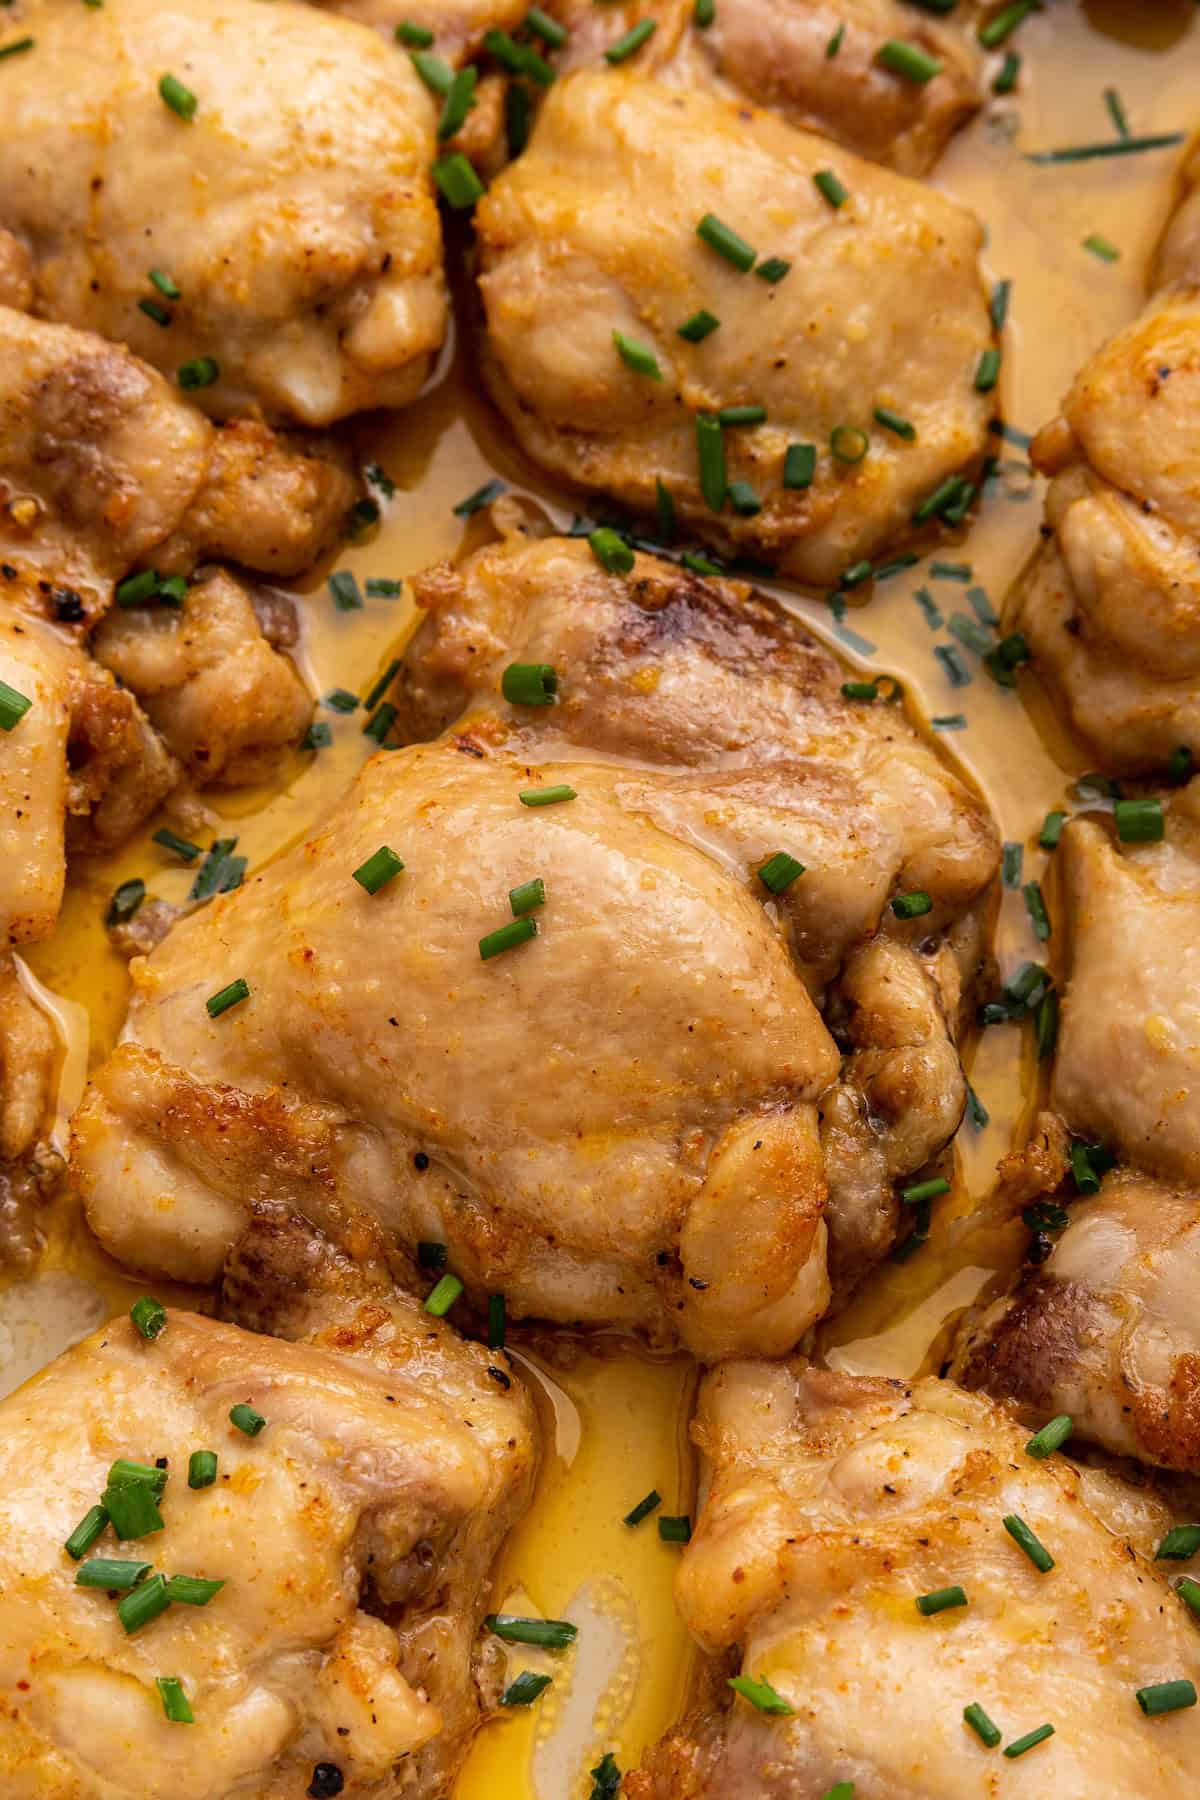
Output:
top-left (628, 1364), bottom-right (1200, 1798)
top-left (476, 73), bottom-right (993, 586)
top-left (0, 1235), bottom-right (535, 1797)
top-left (0, 0), bottom-right (445, 425)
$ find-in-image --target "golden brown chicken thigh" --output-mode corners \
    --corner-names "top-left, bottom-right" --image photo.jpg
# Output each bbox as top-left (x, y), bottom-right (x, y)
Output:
top-left (0, 1227), bottom-right (536, 1798)
top-left (476, 73), bottom-right (994, 587)
top-left (628, 1364), bottom-right (1200, 1799)
top-left (0, 0), bottom-right (445, 426)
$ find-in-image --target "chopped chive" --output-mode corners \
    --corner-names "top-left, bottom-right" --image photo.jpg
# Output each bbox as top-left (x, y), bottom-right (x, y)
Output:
top-left (696, 412), bottom-right (727, 511)
top-left (978, 0), bottom-right (1039, 46)
top-left (589, 526), bottom-right (635, 574)
top-left (718, 404), bottom-right (767, 426)
top-left (433, 151), bottom-right (486, 209)
top-left (65, 1506), bottom-right (108, 1561)
top-left (1026, 1414), bottom-right (1071, 1458)
top-left (876, 38), bottom-right (943, 81)
top-left (352, 846), bottom-right (405, 894)
top-left (107, 1460), bottom-right (166, 1495)
top-left (694, 0), bottom-right (715, 21)
top-left (0, 36), bottom-right (35, 59)
top-left (502, 663), bottom-right (558, 706)
top-left (902, 1176), bottom-right (949, 1205)
top-left (964, 1703), bottom-right (1002, 1747)
top-left (454, 478), bottom-right (505, 517)
top-left (506, 81), bottom-right (531, 156)
top-left (1003, 1513), bottom-right (1053, 1572)
top-left (892, 1196), bottom-right (932, 1261)
top-left (696, 213), bottom-right (756, 271)
top-left (156, 1677), bottom-right (194, 1724)
top-left (975, 348), bottom-right (1002, 392)
top-left (115, 569), bottom-right (159, 607)
top-left (1168, 745), bottom-right (1194, 784)
top-left (990, 281), bottom-right (1012, 332)
top-left (727, 480), bottom-right (762, 516)
top-left (678, 309), bottom-right (720, 342)
top-left (913, 474), bottom-right (969, 524)
top-left (658, 1515), bottom-right (691, 1543)
top-left (164, 1574), bottom-right (224, 1605)
top-left (356, 663), bottom-right (399, 718)
top-left (519, 784), bottom-right (576, 807)
top-left (842, 681), bottom-right (878, 701)
top-left (412, 48), bottom-right (453, 92)
top-left (875, 553), bottom-right (920, 581)
top-left (826, 21), bottom-right (844, 55)
top-left (935, 643), bottom-right (971, 688)
top-left (527, 6), bottom-right (567, 45)
top-left (485, 1614), bottom-right (578, 1649)
top-left (914, 588), bottom-right (943, 628)
top-left (819, 1788), bottom-right (855, 1800)
top-left (139, 297), bottom-right (172, 327)
top-left (177, 356), bottom-right (218, 390)
top-left (1105, 86), bottom-right (1129, 138)
top-left (965, 1084), bottom-right (990, 1129)
top-left (623, 1489), bottom-right (662, 1528)
top-left (1158, 1526), bottom-right (1200, 1561)
top-left (117, 1573), bottom-right (170, 1635)
top-left (188, 838), bottom-right (244, 902)
top-left (509, 878), bottom-right (545, 917)
top-left (206, 978), bottom-right (249, 1019)
top-left (484, 28), bottom-right (531, 73)
top-left (784, 442), bottom-right (817, 489)
top-left (1114, 796), bottom-right (1163, 843)
top-left (1027, 132), bottom-right (1184, 164)
top-left (479, 917), bottom-right (537, 960)
top-left (757, 851), bottom-right (805, 894)
top-left (830, 424), bottom-right (867, 464)
top-left (487, 1291), bottom-right (506, 1349)
top-left (814, 168), bottom-right (849, 209)
top-left (1039, 810), bottom-right (1066, 849)
top-left (932, 713), bottom-right (966, 731)
top-left (656, 478), bottom-right (676, 542)
top-left (75, 1557), bottom-right (152, 1590)
top-left (230, 1403), bottom-right (265, 1436)
top-left (681, 550), bottom-right (723, 577)
top-left (1023, 880), bottom-right (1050, 941)
top-left (841, 560), bottom-right (873, 588)
top-left (1177, 1576), bottom-right (1200, 1617)
top-left (1137, 1681), bottom-right (1197, 1717)
top-left (916, 1585), bottom-right (967, 1615)
top-left (130, 1296), bottom-right (167, 1340)
top-left (874, 406), bottom-right (915, 440)
top-left (106, 879), bottom-right (146, 926)
top-left (322, 689), bottom-right (359, 715)
top-left (992, 49), bottom-right (1020, 93)
top-left (395, 20), bottom-right (434, 47)
top-left (1034, 987), bottom-right (1058, 1059)
top-left (158, 73), bottom-right (197, 119)
top-left (591, 1754), bottom-right (622, 1798)
top-left (755, 256), bottom-right (791, 284)
top-left (728, 1674), bottom-right (793, 1715)
top-left (418, 1241), bottom-right (447, 1269)
top-left (1003, 1723), bottom-right (1054, 1758)
top-left (365, 579), bottom-right (403, 604)
top-left (1070, 1139), bottom-right (1107, 1193)
top-left (613, 329), bottom-right (662, 380)
top-left (1024, 1200), bottom-right (1069, 1234)
top-left (188, 1450), bottom-right (217, 1489)
top-left (1083, 232), bottom-right (1120, 263)
top-left (363, 702), bottom-right (397, 744)
top-left (102, 1481), bottom-right (163, 1541)
top-left (605, 17), bottom-right (657, 62)
top-left (328, 570), bottom-right (362, 613)
top-left (949, 613), bottom-right (993, 656)
top-left (425, 1273), bottom-right (463, 1313)
top-left (892, 890), bottom-right (933, 920)
top-left (502, 1671), bottom-right (552, 1706)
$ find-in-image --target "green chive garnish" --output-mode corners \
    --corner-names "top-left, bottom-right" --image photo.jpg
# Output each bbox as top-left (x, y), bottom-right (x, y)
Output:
top-left (718, 404), bottom-right (766, 426)
top-left (106, 879), bottom-right (146, 927)
top-left (485, 1614), bottom-right (578, 1649)
top-left (1083, 233), bottom-right (1120, 262)
top-left (502, 1671), bottom-right (552, 1706)
top-left (694, 0), bottom-right (715, 22)
top-left (1114, 796), bottom-right (1163, 843)
top-left (509, 879), bottom-right (545, 917)
top-left (153, 826), bottom-right (202, 862)
top-left (188, 1450), bottom-right (217, 1489)
top-left (1023, 880), bottom-right (1050, 940)
top-left (412, 48), bottom-right (453, 92)
top-left (75, 1557), bottom-right (152, 1590)
top-left (826, 22), bottom-right (844, 56)
top-left (229, 1403), bottom-right (265, 1436)
top-left (130, 1297), bottom-right (167, 1340)
top-left (613, 330), bottom-right (662, 379)
top-left (727, 1673), bottom-right (793, 1715)
top-left (842, 681), bottom-right (878, 701)
top-left (1157, 1526), bottom-right (1200, 1561)
top-left (1003, 1723), bottom-right (1054, 1757)
top-left (395, 20), bottom-right (434, 47)
top-left (975, 348), bottom-right (1002, 392)
top-left (755, 256), bottom-right (791, 284)
top-left (964, 1703), bottom-right (1002, 1747)
top-left (328, 569), bottom-right (362, 612)
top-left (519, 784), bottom-right (576, 807)
top-left (487, 1291), bottom-right (506, 1348)
top-left (366, 578), bottom-right (403, 598)
top-left (814, 168), bottom-right (849, 209)
top-left (65, 1506), bottom-right (108, 1561)
top-left (164, 1574), bottom-right (224, 1605)
top-left (902, 1176), bottom-right (949, 1204)
top-left (1025, 1414), bottom-right (1072, 1458)
top-left (1176, 1576), bottom-right (1200, 1617)
top-left (433, 151), bottom-right (486, 209)
top-left (623, 1490), bottom-right (662, 1528)
top-left (978, 0), bottom-right (1038, 47)
top-left (117, 1573), bottom-right (170, 1634)
top-left (454, 477), bottom-right (505, 516)
top-left (678, 309), bottom-right (720, 342)
top-left (158, 73), bottom-right (197, 119)
top-left (102, 1480), bottom-right (163, 1541)
top-left (352, 846), bottom-right (405, 894)
top-left (727, 480), bottom-right (761, 516)
top-left (0, 37), bottom-right (35, 59)
top-left (758, 852), bottom-right (805, 894)
top-left (139, 298), bottom-right (172, 328)
top-left (177, 356), bottom-right (218, 390)
top-left (479, 917), bottom-right (537, 960)
top-left (206, 978), bottom-right (249, 1019)
top-left (156, 1676), bottom-right (194, 1724)
top-left (363, 702), bottom-right (397, 744)
top-left (1039, 810), bottom-right (1066, 849)
top-left (892, 890), bottom-right (933, 919)
top-left (874, 406), bottom-right (915, 440)
top-left (1003, 1513), bottom-right (1053, 1572)
top-left (1105, 86), bottom-right (1129, 138)
top-left (656, 478), bottom-right (676, 542)
top-left (1027, 132), bottom-right (1183, 164)
top-left (993, 49), bottom-right (1020, 93)
top-left (876, 39), bottom-right (943, 81)
top-left (589, 526), bottom-right (635, 575)
top-left (605, 17), bottom-right (656, 61)
top-left (1137, 1680), bottom-right (1197, 1716)
top-left (0, 679), bottom-right (32, 731)
top-left (784, 442), bottom-right (817, 488)
top-left (658, 1516), bottom-right (691, 1543)
top-left (830, 424), bottom-right (868, 464)
top-left (696, 213), bottom-right (756, 271)
top-left (503, 663), bottom-right (558, 707)
top-left (696, 411), bottom-right (726, 511)
top-left (916, 1585), bottom-right (967, 1615)
top-left (418, 1241), bottom-right (447, 1270)
top-left (527, 6), bottom-right (567, 46)
top-left (108, 1460), bottom-right (166, 1495)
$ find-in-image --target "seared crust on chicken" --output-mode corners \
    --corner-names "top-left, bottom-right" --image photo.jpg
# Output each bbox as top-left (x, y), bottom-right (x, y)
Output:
top-left (1, 0), bottom-right (446, 427)
top-left (1011, 292), bottom-right (1200, 774)
top-left (0, 307), bottom-right (354, 618)
top-left (476, 73), bottom-right (993, 586)
top-left (0, 1235), bottom-right (536, 1798)
top-left (547, 0), bottom-right (980, 174)
top-left (627, 1363), bottom-right (1200, 1798)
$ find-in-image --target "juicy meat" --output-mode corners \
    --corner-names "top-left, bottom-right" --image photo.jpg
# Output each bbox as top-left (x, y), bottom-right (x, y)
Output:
top-left (2, 0), bottom-right (446, 426)
top-left (1154, 140), bottom-right (1200, 289)
top-left (0, 1242), bottom-right (536, 1798)
top-left (0, 955), bottom-right (54, 1163)
top-left (628, 1363), bottom-right (1200, 1799)
top-left (0, 307), bottom-right (354, 618)
top-left (955, 1170), bottom-right (1200, 1474)
top-left (1011, 292), bottom-right (1200, 774)
top-left (475, 72), bottom-right (993, 587)
top-left (93, 571), bottom-right (312, 788)
top-left (547, 0), bottom-right (980, 174)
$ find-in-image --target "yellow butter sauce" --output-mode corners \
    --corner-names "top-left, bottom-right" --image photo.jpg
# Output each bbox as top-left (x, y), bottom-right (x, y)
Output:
top-left (15, 4), bottom-right (1200, 1791)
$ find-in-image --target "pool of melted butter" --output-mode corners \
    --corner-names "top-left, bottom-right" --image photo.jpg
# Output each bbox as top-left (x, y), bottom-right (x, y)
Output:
top-left (14, 4), bottom-right (1200, 1790)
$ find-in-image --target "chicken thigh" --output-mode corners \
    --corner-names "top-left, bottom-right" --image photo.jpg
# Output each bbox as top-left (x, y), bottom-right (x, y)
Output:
top-left (0, 0), bottom-right (445, 426)
top-left (0, 1234), bottom-right (536, 1798)
top-left (546, 0), bottom-right (980, 174)
top-left (628, 1364), bottom-right (1200, 1799)
top-left (475, 73), bottom-right (994, 587)
top-left (1009, 291), bottom-right (1200, 775)
top-left (307, 0), bottom-right (525, 64)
